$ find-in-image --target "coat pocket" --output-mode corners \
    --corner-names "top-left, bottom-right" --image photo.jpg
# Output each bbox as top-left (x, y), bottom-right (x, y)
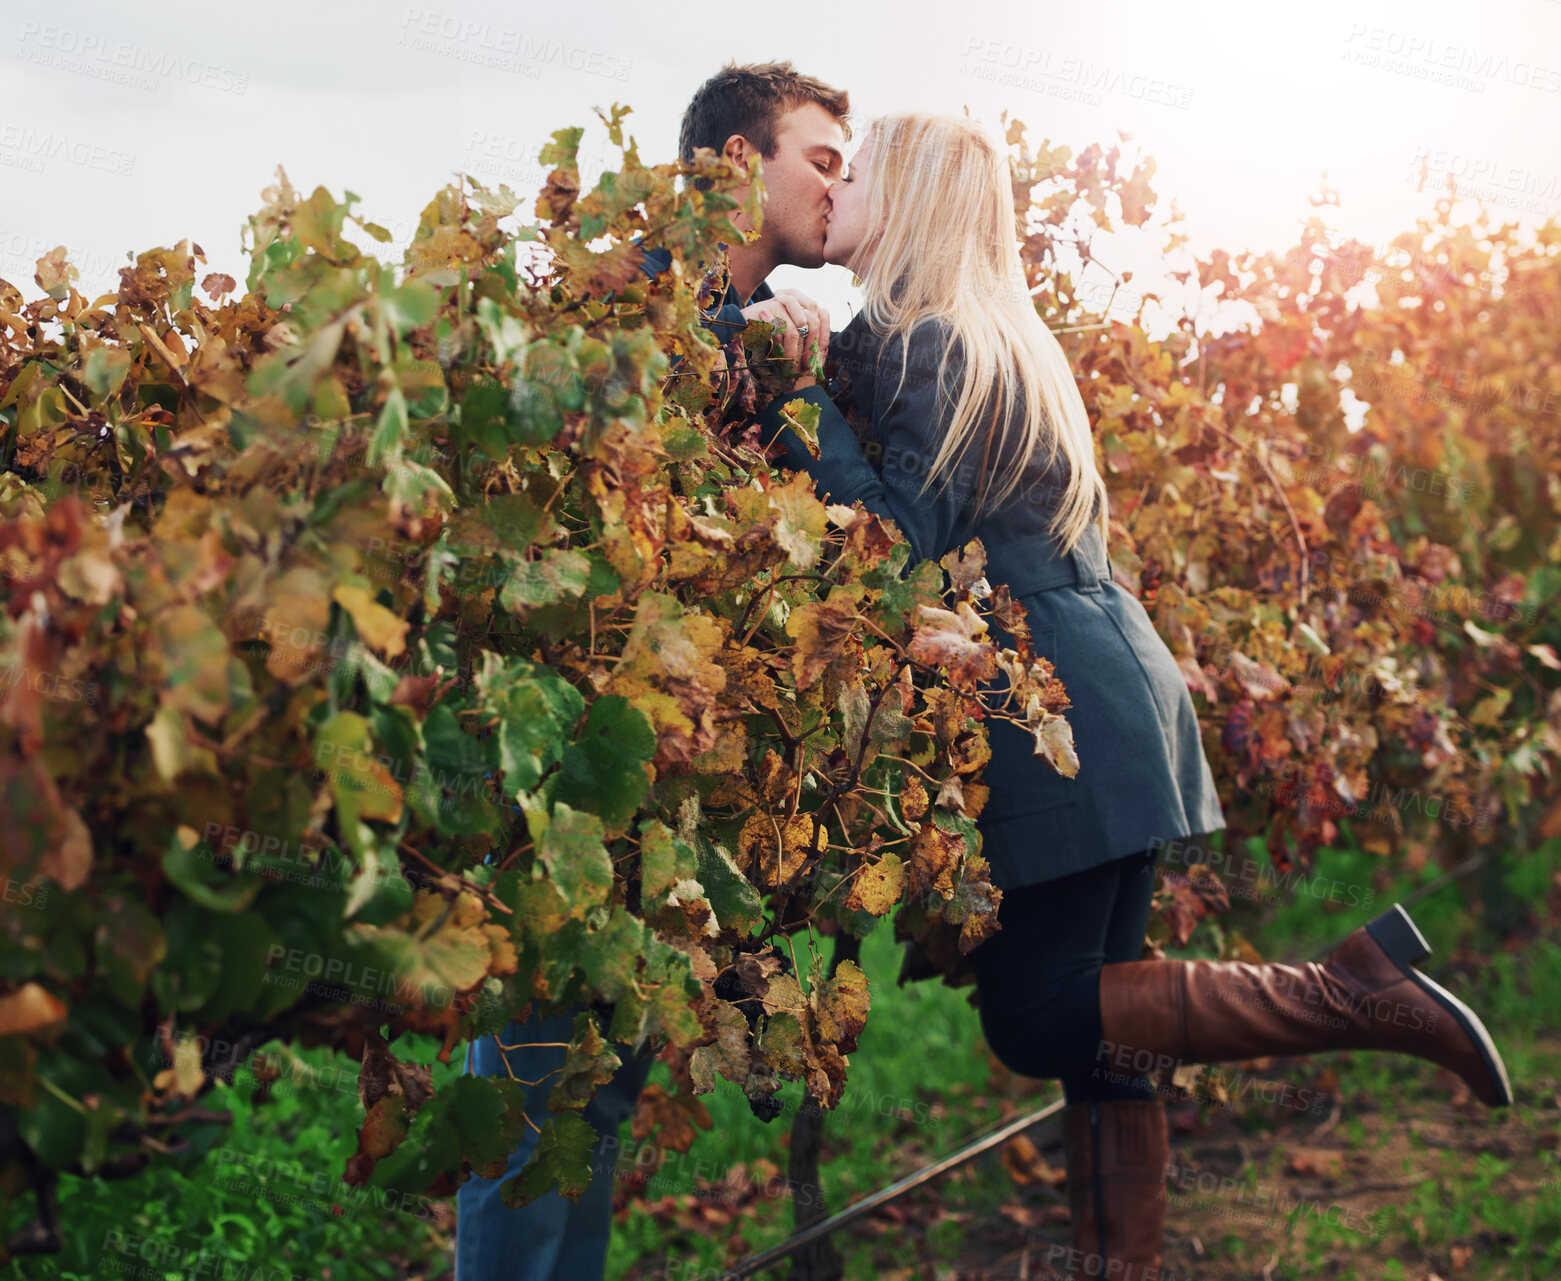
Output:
top-left (973, 625), bottom-right (1079, 823)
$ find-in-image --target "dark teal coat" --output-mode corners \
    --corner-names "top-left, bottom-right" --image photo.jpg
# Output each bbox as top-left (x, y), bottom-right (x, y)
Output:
top-left (757, 312), bottom-right (1226, 890)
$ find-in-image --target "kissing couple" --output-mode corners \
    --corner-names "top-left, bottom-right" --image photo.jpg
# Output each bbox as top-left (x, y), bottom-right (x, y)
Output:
top-left (457, 59), bottom-right (1509, 1281)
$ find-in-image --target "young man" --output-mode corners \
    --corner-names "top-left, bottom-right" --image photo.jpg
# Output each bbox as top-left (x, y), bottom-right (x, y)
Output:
top-left (641, 59), bottom-right (850, 399)
top-left (454, 60), bottom-right (852, 1281)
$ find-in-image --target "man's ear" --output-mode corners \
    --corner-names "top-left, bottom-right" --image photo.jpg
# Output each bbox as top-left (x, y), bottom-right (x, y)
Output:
top-left (722, 133), bottom-right (752, 171)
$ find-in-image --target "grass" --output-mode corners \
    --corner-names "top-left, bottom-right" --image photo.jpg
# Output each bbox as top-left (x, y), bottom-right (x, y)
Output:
top-left (8, 829), bottom-right (1559, 1279)
top-left (5, 1035), bottom-right (463, 1280)
top-left (605, 914), bottom-right (1051, 1280)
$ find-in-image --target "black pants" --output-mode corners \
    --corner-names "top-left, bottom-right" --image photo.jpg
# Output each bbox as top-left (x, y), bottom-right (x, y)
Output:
top-left (970, 846), bottom-right (1160, 1103)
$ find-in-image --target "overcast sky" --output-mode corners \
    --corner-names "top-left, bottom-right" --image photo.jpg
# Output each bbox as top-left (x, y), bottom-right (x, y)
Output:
top-left (3, 0), bottom-right (1558, 339)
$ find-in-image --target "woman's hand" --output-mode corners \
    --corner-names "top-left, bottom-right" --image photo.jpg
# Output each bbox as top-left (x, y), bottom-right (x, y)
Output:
top-left (741, 288), bottom-right (830, 390)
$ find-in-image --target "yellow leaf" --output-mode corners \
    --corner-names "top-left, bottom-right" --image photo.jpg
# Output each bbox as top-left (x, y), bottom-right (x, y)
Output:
top-left (146, 700), bottom-right (218, 781)
top-left (739, 812), bottom-right (815, 888)
top-left (40, 807), bottom-right (93, 892)
top-left (1033, 713), bottom-right (1081, 779)
top-left (786, 589), bottom-right (860, 691)
top-left (262, 567), bottom-right (333, 684)
top-left (812, 958), bottom-right (870, 1052)
top-left (907, 822), bottom-right (964, 899)
top-left (845, 850), bottom-right (904, 916)
top-left (153, 604), bottom-right (233, 726)
top-left (333, 584), bottom-right (410, 658)
top-left (908, 601), bottom-right (997, 687)
top-left (56, 550), bottom-right (122, 605)
top-left (0, 982), bottom-right (67, 1036)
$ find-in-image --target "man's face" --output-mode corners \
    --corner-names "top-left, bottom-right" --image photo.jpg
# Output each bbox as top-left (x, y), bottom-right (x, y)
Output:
top-left (737, 101), bottom-right (846, 268)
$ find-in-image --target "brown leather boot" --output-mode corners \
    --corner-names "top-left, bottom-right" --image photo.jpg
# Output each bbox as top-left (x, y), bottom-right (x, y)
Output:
top-left (1097, 902), bottom-right (1513, 1107)
top-left (1052, 1098), bottom-right (1168, 1281)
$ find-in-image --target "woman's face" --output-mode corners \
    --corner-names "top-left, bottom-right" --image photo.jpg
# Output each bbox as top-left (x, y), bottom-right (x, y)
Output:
top-left (823, 131), bottom-right (876, 273)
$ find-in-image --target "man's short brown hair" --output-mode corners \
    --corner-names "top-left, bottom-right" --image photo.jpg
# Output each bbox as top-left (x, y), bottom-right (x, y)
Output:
top-left (679, 60), bottom-right (851, 175)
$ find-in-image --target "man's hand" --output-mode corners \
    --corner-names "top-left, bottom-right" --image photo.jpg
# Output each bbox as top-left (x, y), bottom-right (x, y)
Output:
top-left (740, 288), bottom-right (830, 389)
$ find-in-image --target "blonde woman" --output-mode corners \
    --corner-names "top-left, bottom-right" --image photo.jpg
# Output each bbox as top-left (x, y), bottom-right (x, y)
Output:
top-left (757, 113), bottom-right (1512, 1280)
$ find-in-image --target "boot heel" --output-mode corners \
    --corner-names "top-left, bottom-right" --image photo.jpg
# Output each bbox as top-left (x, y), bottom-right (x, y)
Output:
top-left (1364, 903), bottom-right (1432, 967)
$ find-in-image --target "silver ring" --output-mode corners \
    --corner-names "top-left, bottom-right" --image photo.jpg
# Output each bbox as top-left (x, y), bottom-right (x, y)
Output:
top-left (797, 325), bottom-right (810, 339)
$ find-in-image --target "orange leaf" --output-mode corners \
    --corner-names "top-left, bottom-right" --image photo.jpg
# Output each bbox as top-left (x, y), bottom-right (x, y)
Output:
top-left (0, 982), bottom-right (67, 1036)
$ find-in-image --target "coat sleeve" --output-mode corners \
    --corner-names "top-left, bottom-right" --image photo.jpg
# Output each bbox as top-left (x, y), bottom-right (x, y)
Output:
top-left (754, 329), bottom-right (970, 573)
top-left (636, 243), bottom-right (762, 342)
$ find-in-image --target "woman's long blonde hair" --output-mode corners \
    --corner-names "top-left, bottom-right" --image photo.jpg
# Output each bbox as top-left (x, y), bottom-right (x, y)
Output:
top-left (849, 112), bottom-right (1108, 555)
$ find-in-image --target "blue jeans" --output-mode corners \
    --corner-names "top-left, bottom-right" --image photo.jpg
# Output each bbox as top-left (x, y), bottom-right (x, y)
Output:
top-left (455, 1003), bottom-right (657, 1281)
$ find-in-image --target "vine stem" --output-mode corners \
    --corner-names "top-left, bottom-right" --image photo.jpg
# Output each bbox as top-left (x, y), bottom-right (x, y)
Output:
top-left (38, 1077), bottom-right (86, 1115)
top-left (1200, 417), bottom-right (1312, 608)
top-left (398, 842), bottom-right (514, 916)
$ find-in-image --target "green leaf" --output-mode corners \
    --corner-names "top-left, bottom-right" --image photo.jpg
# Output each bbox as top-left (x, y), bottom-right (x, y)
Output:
top-left (506, 377), bottom-right (565, 445)
top-left (201, 910), bottom-right (282, 1023)
top-left (315, 710), bottom-right (404, 842)
top-left (421, 703), bottom-right (496, 802)
top-left (553, 695), bottom-right (656, 830)
top-left (694, 835), bottom-right (763, 935)
top-left (344, 837), bottom-right (415, 925)
top-left (18, 1085), bottom-right (86, 1169)
top-left (366, 386), bottom-right (409, 468)
top-left (547, 1011), bottom-right (621, 1113)
top-left (372, 1074), bottom-right (528, 1193)
top-left (475, 295), bottom-right (531, 367)
top-left (83, 346), bottom-right (131, 403)
top-left (149, 899), bottom-right (225, 1013)
top-left (637, 819), bottom-right (699, 902)
top-left (500, 1111), bottom-right (597, 1208)
top-left (350, 893), bottom-right (493, 1003)
top-left (162, 827), bottom-right (262, 913)
top-left (380, 278), bottom-right (440, 335)
top-left (500, 549), bottom-right (593, 612)
top-left (536, 805), bottom-right (613, 920)
top-left (459, 377), bottom-right (514, 459)
top-left (153, 604), bottom-right (233, 727)
top-left (479, 654), bottom-right (584, 797)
